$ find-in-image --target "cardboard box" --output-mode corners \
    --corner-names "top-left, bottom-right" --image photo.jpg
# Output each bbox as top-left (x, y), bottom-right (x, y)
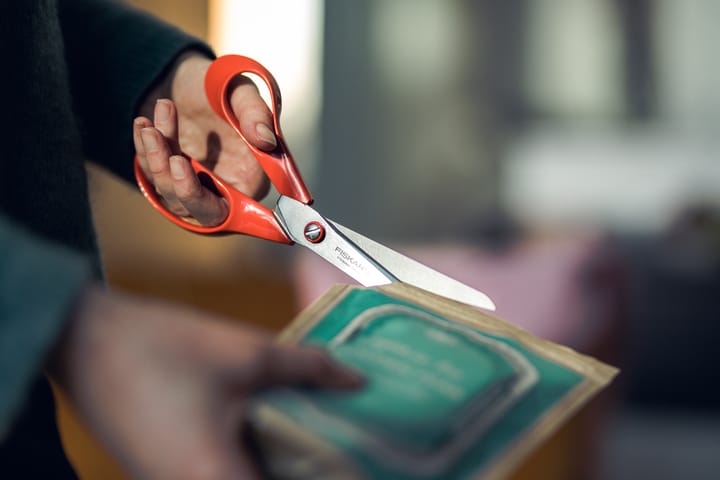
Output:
top-left (249, 284), bottom-right (618, 480)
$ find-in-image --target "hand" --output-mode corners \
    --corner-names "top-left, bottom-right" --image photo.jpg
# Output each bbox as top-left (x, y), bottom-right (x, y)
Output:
top-left (50, 285), bottom-right (364, 479)
top-left (134, 54), bottom-right (275, 226)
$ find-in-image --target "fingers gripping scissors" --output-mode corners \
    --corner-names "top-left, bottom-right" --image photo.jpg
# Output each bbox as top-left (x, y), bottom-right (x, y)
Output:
top-left (134, 55), bottom-right (495, 310)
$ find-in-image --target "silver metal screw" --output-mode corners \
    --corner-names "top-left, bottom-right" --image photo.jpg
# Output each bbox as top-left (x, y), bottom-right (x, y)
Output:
top-left (304, 222), bottom-right (325, 243)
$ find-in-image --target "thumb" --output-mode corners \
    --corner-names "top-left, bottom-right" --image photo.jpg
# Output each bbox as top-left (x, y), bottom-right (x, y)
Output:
top-left (228, 75), bottom-right (277, 151)
top-left (252, 344), bottom-right (365, 391)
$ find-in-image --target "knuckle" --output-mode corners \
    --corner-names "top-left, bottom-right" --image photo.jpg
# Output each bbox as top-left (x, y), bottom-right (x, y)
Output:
top-left (174, 181), bottom-right (200, 202)
top-left (146, 151), bottom-right (167, 174)
top-left (153, 183), bottom-right (172, 201)
top-left (169, 203), bottom-right (190, 217)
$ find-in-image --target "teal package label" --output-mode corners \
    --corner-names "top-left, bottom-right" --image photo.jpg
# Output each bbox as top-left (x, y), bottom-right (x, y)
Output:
top-left (258, 289), bottom-right (583, 479)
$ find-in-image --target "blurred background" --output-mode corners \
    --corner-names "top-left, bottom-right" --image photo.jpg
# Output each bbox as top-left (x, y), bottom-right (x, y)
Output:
top-left (58, 0), bottom-right (720, 479)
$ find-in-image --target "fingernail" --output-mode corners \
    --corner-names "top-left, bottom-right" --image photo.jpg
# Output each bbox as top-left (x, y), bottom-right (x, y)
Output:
top-left (256, 123), bottom-right (277, 148)
top-left (169, 156), bottom-right (186, 180)
top-left (155, 99), bottom-right (171, 123)
top-left (140, 128), bottom-right (158, 150)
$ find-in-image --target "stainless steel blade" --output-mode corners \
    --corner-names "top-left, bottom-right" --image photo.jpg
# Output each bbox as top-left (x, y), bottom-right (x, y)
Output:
top-left (275, 196), bottom-right (496, 311)
top-left (275, 197), bottom-right (397, 287)
top-left (332, 223), bottom-right (496, 311)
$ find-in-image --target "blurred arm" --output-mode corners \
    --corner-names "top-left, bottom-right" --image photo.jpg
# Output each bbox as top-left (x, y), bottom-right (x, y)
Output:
top-left (57, 0), bottom-right (215, 182)
top-left (0, 215), bottom-right (92, 441)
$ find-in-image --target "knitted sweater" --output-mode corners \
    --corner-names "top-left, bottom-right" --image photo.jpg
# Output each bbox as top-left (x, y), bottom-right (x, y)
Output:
top-left (0, 0), bottom-right (212, 439)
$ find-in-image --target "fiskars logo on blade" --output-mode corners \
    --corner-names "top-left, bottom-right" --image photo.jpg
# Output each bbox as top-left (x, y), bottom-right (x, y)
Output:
top-left (335, 246), bottom-right (366, 272)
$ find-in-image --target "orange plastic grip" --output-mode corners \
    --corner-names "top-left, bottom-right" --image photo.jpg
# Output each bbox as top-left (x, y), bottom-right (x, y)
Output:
top-left (134, 157), bottom-right (292, 243)
top-left (133, 55), bottom-right (317, 244)
top-left (204, 55), bottom-right (313, 205)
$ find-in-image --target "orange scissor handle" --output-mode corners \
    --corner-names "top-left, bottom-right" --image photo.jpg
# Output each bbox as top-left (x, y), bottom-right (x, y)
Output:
top-left (134, 55), bottom-right (313, 244)
top-left (204, 55), bottom-right (312, 204)
top-left (134, 157), bottom-right (291, 243)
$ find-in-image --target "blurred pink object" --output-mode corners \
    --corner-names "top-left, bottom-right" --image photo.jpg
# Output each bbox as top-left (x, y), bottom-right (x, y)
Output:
top-left (291, 234), bottom-right (615, 349)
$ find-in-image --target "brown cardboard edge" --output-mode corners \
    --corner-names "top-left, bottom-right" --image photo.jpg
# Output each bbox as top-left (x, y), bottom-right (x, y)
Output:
top-left (376, 283), bottom-right (619, 385)
top-left (262, 283), bottom-right (620, 479)
top-left (374, 283), bottom-right (620, 479)
top-left (476, 377), bottom-right (604, 480)
top-left (274, 284), bottom-right (353, 344)
top-left (250, 403), bottom-right (364, 480)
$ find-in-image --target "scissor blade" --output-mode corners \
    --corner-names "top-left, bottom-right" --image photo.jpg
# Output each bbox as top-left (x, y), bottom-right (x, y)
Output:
top-left (275, 196), bottom-right (397, 287)
top-left (332, 222), bottom-right (496, 311)
top-left (275, 196), bottom-right (495, 310)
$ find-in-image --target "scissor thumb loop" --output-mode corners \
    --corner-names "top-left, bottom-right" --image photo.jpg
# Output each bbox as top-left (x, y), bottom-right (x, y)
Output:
top-left (204, 54), bottom-right (283, 133)
top-left (204, 55), bottom-right (313, 205)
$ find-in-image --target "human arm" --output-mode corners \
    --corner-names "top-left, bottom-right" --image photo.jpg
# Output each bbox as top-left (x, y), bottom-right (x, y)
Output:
top-left (49, 285), bottom-right (363, 479)
top-left (0, 215), bottom-right (93, 440)
top-left (60, 0), bottom-right (277, 224)
top-left (57, 0), bottom-right (215, 182)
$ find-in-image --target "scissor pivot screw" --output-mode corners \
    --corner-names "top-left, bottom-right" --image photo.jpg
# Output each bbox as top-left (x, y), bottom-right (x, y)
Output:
top-left (304, 221), bottom-right (325, 243)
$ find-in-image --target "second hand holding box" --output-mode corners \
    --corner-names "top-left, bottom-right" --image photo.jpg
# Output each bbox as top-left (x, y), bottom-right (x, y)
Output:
top-left (248, 283), bottom-right (618, 480)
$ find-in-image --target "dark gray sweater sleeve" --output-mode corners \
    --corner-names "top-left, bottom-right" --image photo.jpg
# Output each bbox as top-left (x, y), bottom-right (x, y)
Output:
top-left (57, 0), bottom-right (215, 182)
top-left (0, 215), bottom-right (92, 440)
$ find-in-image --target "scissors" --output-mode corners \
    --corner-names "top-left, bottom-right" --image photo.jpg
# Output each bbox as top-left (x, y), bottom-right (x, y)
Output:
top-left (134, 55), bottom-right (495, 311)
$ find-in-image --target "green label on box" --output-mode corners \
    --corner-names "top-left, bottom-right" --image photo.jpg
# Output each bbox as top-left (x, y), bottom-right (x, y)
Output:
top-left (259, 289), bottom-right (583, 479)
